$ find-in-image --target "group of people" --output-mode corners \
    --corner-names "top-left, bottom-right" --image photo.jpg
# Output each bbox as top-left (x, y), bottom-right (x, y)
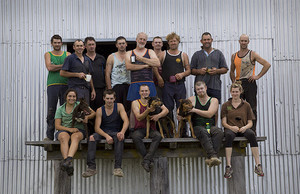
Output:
top-left (44, 31), bottom-right (270, 179)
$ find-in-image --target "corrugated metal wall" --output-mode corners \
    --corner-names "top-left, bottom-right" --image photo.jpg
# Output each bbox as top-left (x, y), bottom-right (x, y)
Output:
top-left (1, 0), bottom-right (299, 193)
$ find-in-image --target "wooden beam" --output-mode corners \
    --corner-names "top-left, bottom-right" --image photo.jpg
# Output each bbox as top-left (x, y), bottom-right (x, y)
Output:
top-left (54, 160), bottom-right (71, 194)
top-left (227, 156), bottom-right (246, 194)
top-left (150, 157), bottom-right (169, 194)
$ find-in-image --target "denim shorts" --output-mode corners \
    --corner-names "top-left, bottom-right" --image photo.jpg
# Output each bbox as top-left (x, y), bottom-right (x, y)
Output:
top-left (55, 128), bottom-right (86, 140)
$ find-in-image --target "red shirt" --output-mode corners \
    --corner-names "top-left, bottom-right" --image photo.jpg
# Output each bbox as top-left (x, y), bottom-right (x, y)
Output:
top-left (134, 99), bottom-right (156, 130)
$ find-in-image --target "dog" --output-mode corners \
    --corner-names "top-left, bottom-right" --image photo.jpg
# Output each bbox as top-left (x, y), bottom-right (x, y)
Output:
top-left (71, 98), bottom-right (92, 138)
top-left (145, 97), bottom-right (175, 139)
top-left (176, 99), bottom-right (196, 138)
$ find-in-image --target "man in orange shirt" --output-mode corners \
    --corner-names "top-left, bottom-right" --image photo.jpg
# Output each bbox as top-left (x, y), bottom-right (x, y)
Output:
top-left (230, 34), bottom-right (271, 133)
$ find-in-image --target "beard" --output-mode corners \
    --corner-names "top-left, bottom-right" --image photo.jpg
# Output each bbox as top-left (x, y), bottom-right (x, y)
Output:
top-left (53, 46), bottom-right (61, 51)
top-left (198, 92), bottom-right (206, 98)
top-left (203, 43), bottom-right (211, 49)
top-left (137, 43), bottom-right (145, 49)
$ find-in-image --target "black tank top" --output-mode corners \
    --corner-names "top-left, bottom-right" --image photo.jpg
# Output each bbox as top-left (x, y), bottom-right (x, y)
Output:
top-left (162, 51), bottom-right (185, 83)
top-left (130, 49), bottom-right (153, 82)
top-left (191, 96), bottom-right (215, 127)
top-left (101, 103), bottom-right (122, 132)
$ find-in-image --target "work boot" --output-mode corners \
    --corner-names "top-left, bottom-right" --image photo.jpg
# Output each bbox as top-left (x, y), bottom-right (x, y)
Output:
top-left (82, 168), bottom-right (97, 178)
top-left (113, 168), bottom-right (124, 177)
top-left (141, 160), bottom-right (151, 172)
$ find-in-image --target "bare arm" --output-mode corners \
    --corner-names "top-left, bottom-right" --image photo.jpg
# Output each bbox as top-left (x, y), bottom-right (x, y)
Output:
top-left (55, 118), bottom-right (78, 133)
top-left (125, 51), bottom-right (149, 71)
top-left (89, 78), bottom-right (96, 100)
top-left (45, 52), bottom-right (63, 71)
top-left (82, 107), bottom-right (96, 123)
top-left (87, 108), bottom-right (96, 119)
top-left (175, 52), bottom-right (191, 80)
top-left (94, 108), bottom-right (112, 138)
top-left (191, 68), bottom-right (207, 75)
top-left (132, 100), bottom-right (151, 121)
top-left (230, 54), bottom-right (236, 82)
top-left (118, 104), bottom-right (129, 134)
top-left (135, 49), bottom-right (160, 67)
top-left (217, 67), bottom-right (228, 74)
top-left (190, 97), bottom-right (219, 118)
top-left (153, 67), bottom-right (161, 80)
top-left (221, 116), bottom-right (239, 133)
top-left (105, 54), bottom-right (114, 89)
top-left (60, 70), bottom-right (86, 79)
top-left (239, 120), bottom-right (253, 133)
top-left (249, 51), bottom-right (271, 81)
top-left (150, 105), bottom-right (169, 122)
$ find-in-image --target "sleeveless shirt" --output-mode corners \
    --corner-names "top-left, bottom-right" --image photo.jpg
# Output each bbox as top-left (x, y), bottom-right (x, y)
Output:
top-left (130, 49), bottom-right (153, 83)
top-left (47, 51), bottom-right (68, 86)
top-left (100, 103), bottom-right (122, 133)
top-left (191, 96), bottom-right (215, 127)
top-left (111, 53), bottom-right (131, 87)
top-left (233, 50), bottom-right (255, 80)
top-left (134, 100), bottom-right (156, 130)
top-left (162, 51), bottom-right (185, 83)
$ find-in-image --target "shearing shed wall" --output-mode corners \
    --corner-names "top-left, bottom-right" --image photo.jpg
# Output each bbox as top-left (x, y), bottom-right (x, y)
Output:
top-left (0, 0), bottom-right (299, 193)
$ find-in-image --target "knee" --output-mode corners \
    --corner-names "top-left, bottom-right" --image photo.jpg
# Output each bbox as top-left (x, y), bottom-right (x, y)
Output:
top-left (224, 133), bottom-right (235, 141)
top-left (153, 133), bottom-right (162, 141)
top-left (213, 127), bottom-right (224, 137)
top-left (131, 131), bottom-right (141, 140)
top-left (194, 126), bottom-right (206, 137)
top-left (58, 133), bottom-right (70, 143)
top-left (244, 129), bottom-right (256, 138)
top-left (71, 133), bottom-right (83, 141)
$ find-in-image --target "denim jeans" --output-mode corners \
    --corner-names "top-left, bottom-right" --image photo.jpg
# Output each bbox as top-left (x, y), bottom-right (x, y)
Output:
top-left (132, 128), bottom-right (162, 163)
top-left (194, 126), bottom-right (224, 158)
top-left (46, 85), bottom-right (68, 140)
top-left (87, 132), bottom-right (124, 169)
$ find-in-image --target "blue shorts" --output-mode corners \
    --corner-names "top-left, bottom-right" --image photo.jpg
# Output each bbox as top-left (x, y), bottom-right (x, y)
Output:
top-left (55, 128), bottom-right (86, 140)
top-left (127, 81), bottom-right (157, 101)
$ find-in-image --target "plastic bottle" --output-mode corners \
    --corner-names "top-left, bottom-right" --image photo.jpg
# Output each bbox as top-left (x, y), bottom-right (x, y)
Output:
top-left (206, 123), bottom-right (211, 134)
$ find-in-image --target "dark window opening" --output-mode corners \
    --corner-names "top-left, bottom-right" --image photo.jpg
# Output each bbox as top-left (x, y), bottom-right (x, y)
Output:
top-left (66, 41), bottom-right (168, 59)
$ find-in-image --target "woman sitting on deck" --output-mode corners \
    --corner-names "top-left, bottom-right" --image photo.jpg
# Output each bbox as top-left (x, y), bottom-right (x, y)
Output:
top-left (55, 88), bottom-right (95, 176)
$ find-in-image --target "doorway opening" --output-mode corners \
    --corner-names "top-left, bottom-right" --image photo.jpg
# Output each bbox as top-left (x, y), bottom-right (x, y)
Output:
top-left (66, 40), bottom-right (168, 59)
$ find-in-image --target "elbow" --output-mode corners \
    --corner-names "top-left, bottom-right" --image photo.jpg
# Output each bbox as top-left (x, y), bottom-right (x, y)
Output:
top-left (125, 65), bottom-right (132, 71)
top-left (191, 69), bottom-right (196, 75)
top-left (207, 114), bottom-right (214, 118)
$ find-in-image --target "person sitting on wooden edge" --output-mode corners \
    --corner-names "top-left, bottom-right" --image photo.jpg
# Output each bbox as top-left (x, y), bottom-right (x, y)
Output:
top-left (55, 88), bottom-right (95, 176)
top-left (221, 83), bottom-right (264, 179)
top-left (178, 81), bottom-right (223, 167)
top-left (131, 84), bottom-right (169, 172)
top-left (82, 89), bottom-right (129, 177)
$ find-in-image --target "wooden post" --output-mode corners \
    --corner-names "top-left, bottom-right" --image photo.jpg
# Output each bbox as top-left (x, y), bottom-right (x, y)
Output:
top-left (54, 160), bottom-right (71, 194)
top-left (150, 157), bottom-right (169, 194)
top-left (227, 156), bottom-right (246, 194)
